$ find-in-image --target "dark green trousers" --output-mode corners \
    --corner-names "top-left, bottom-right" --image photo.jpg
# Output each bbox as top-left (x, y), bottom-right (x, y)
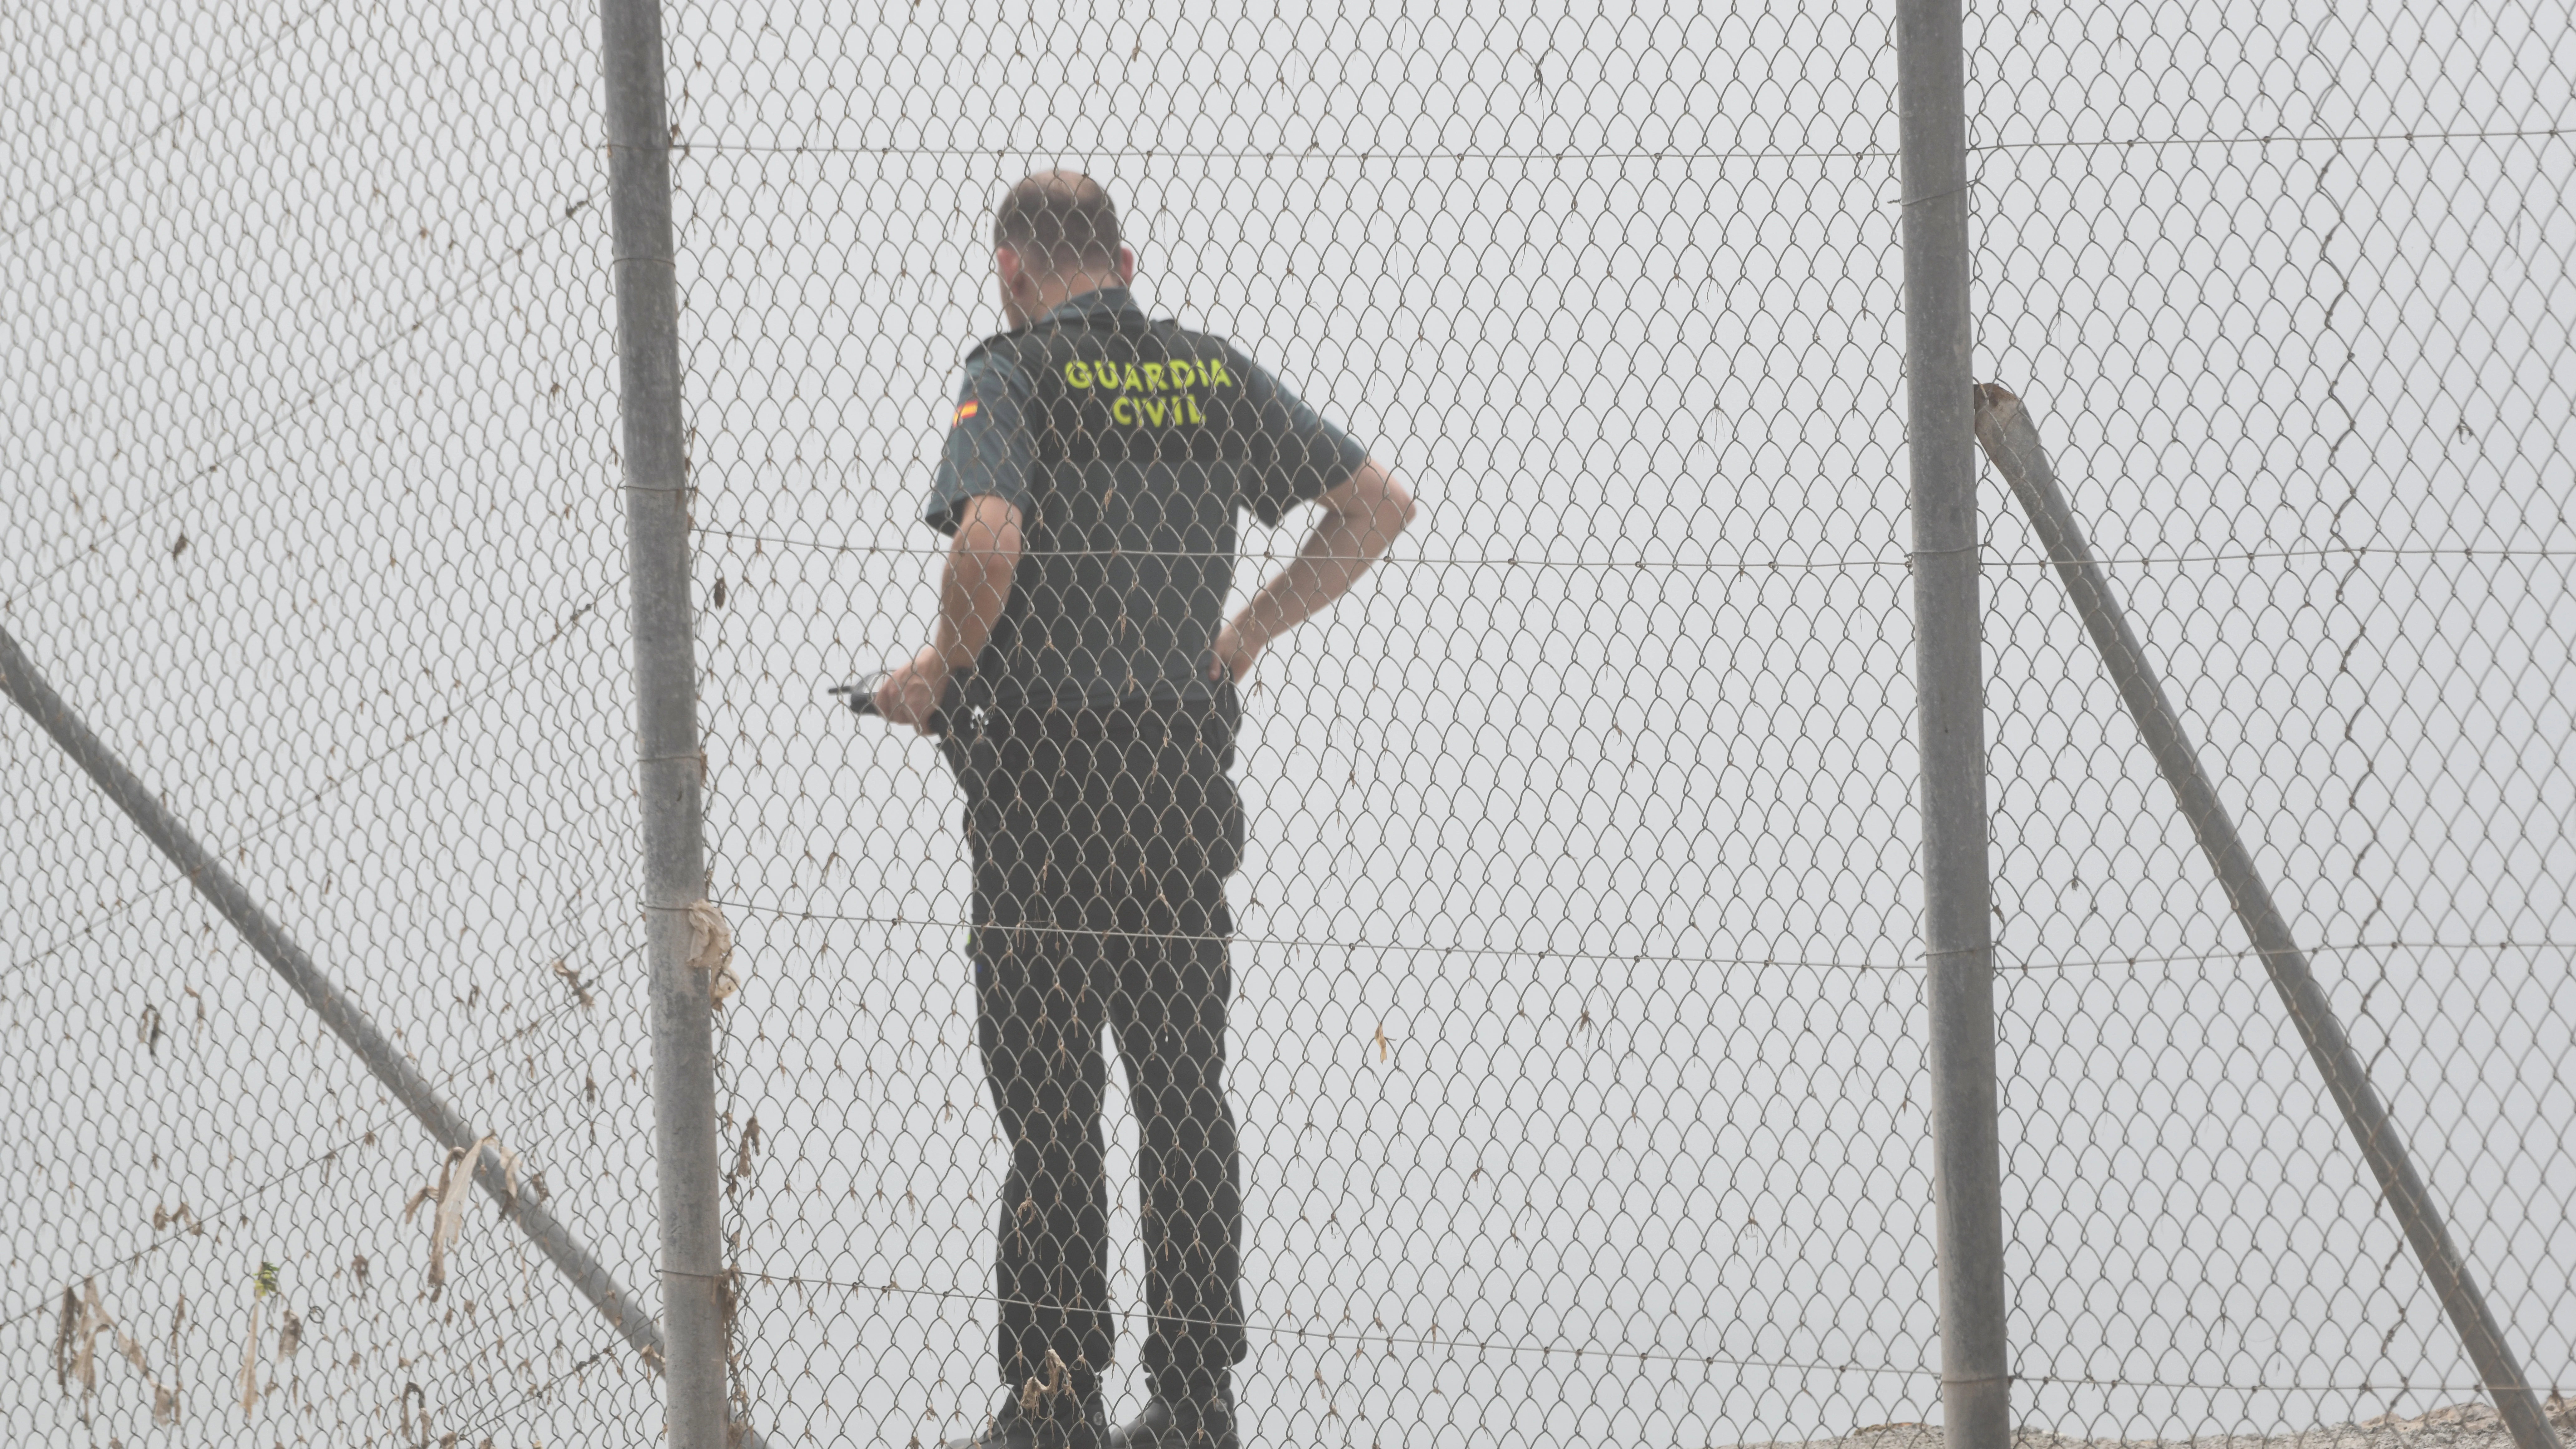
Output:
top-left (956, 699), bottom-right (1247, 1397)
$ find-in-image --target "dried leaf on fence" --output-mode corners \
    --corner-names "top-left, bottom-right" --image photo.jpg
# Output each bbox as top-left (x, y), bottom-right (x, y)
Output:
top-left (401, 1381), bottom-right (431, 1445)
top-left (550, 957), bottom-right (595, 1008)
top-left (53, 1284), bottom-right (90, 1396)
top-left (237, 1295), bottom-right (260, 1418)
top-left (110, 1310), bottom-right (152, 1380)
top-left (403, 1135), bottom-right (520, 1297)
top-left (408, 1152), bottom-right (466, 1297)
top-left (55, 1280), bottom-right (176, 1416)
top-left (276, 1307), bottom-right (301, 1359)
top-left (686, 899), bottom-right (740, 1004)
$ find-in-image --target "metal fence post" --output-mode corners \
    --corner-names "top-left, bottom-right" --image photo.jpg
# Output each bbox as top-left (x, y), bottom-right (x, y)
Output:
top-left (1897, 2), bottom-right (2012, 1447)
top-left (597, 0), bottom-right (726, 1444)
top-left (1973, 383), bottom-right (2566, 1449)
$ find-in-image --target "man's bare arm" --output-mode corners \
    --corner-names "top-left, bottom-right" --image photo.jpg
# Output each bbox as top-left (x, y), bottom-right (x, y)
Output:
top-left (876, 494), bottom-right (1023, 731)
top-left (1210, 458), bottom-right (1415, 682)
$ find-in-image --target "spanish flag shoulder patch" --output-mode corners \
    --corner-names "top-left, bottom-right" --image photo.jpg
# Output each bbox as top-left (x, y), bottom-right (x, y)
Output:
top-left (951, 399), bottom-right (980, 426)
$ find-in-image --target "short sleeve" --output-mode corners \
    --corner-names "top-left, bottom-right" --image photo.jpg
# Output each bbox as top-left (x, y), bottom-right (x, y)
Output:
top-left (1228, 349), bottom-right (1371, 527)
top-left (921, 348), bottom-right (1037, 535)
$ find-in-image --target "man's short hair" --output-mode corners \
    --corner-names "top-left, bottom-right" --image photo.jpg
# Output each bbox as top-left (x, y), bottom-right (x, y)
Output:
top-left (994, 170), bottom-right (1122, 273)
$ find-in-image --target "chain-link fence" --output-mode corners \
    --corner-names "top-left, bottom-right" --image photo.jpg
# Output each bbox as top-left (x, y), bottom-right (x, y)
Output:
top-left (7, 2), bottom-right (2575, 1448)
top-left (3, 2), bottom-right (657, 1444)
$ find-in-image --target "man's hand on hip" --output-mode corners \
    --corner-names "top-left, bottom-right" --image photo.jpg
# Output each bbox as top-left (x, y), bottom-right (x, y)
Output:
top-left (1207, 622), bottom-right (1264, 684)
top-left (1211, 457), bottom-right (1414, 688)
top-left (875, 646), bottom-right (953, 734)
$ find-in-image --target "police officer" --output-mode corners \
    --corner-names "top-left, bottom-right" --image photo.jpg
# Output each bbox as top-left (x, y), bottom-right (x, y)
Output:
top-left (871, 171), bottom-right (1414, 1449)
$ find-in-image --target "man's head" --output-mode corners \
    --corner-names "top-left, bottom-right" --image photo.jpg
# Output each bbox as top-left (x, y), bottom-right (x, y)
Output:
top-left (993, 170), bottom-right (1135, 327)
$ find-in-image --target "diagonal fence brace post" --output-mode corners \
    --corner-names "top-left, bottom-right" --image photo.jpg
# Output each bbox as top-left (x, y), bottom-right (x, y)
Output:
top-left (0, 621), bottom-right (724, 1423)
top-left (1971, 383), bottom-right (2563, 1449)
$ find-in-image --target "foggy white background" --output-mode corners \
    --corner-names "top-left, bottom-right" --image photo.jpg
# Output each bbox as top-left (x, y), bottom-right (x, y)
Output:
top-left (4, 1), bottom-right (2572, 1446)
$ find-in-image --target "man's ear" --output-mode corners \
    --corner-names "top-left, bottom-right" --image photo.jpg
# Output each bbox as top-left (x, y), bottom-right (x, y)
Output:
top-left (1116, 245), bottom-right (1136, 285)
top-left (995, 245), bottom-right (1025, 291)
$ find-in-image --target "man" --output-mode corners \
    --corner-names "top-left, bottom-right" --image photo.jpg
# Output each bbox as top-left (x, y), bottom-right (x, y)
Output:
top-left (870, 171), bottom-right (1414, 1449)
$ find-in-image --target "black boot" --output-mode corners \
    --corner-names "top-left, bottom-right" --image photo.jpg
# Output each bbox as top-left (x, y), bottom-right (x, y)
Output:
top-left (1106, 1373), bottom-right (1237, 1449)
top-left (941, 1358), bottom-right (1109, 1449)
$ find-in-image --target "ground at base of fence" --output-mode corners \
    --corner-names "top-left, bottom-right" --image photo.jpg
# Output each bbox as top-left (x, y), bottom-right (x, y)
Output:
top-left (1723, 1400), bottom-right (2576, 1449)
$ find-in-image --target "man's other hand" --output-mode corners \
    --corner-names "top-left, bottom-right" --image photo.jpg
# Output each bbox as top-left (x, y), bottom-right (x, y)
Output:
top-left (1208, 622), bottom-right (1264, 684)
top-left (1212, 457), bottom-right (1412, 691)
top-left (875, 646), bottom-right (952, 734)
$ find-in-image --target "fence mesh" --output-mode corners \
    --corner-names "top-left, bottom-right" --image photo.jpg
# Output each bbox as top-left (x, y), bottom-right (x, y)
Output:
top-left (1969, 5), bottom-right (2576, 1433)
top-left (2, 2), bottom-right (658, 1444)
top-left (6, 3), bottom-right (2574, 1449)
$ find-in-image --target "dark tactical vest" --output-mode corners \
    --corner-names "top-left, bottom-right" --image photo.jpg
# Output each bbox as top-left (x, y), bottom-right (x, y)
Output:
top-left (962, 308), bottom-right (1280, 711)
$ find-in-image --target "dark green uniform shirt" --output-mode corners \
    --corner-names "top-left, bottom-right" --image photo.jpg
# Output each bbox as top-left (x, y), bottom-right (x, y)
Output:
top-left (923, 288), bottom-right (1368, 710)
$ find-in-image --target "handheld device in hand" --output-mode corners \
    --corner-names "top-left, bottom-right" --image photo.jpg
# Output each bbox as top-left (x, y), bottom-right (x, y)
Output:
top-left (826, 674), bottom-right (889, 719)
top-left (828, 670), bottom-right (964, 736)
